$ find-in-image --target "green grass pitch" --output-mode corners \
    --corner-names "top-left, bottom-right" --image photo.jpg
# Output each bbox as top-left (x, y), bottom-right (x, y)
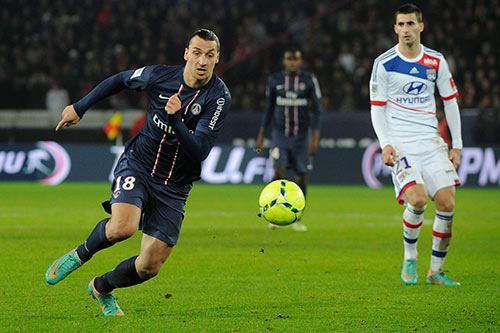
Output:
top-left (0, 182), bottom-right (498, 331)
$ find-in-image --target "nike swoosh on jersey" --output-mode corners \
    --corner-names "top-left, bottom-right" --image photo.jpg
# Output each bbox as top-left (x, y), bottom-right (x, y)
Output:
top-left (276, 85), bottom-right (284, 90)
top-left (159, 94), bottom-right (170, 100)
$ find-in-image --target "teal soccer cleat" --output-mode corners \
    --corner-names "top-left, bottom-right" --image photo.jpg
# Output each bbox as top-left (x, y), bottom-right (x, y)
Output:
top-left (88, 277), bottom-right (125, 316)
top-left (401, 258), bottom-right (418, 285)
top-left (426, 270), bottom-right (461, 286)
top-left (45, 247), bottom-right (84, 285)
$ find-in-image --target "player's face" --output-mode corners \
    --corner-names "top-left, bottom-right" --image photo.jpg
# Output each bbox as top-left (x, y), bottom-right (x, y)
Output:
top-left (394, 13), bottom-right (424, 47)
top-left (283, 51), bottom-right (302, 74)
top-left (184, 36), bottom-right (220, 87)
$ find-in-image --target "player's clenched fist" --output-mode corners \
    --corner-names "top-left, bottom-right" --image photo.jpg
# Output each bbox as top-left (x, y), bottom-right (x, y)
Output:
top-left (56, 104), bottom-right (81, 131)
top-left (165, 93), bottom-right (181, 115)
top-left (381, 145), bottom-right (397, 167)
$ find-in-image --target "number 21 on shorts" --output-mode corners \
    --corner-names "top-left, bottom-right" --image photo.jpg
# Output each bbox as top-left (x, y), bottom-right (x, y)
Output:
top-left (395, 156), bottom-right (411, 175)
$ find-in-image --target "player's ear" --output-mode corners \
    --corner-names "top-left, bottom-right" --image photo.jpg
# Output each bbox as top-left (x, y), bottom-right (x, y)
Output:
top-left (215, 53), bottom-right (219, 64)
top-left (184, 48), bottom-right (189, 61)
top-left (419, 22), bottom-right (424, 33)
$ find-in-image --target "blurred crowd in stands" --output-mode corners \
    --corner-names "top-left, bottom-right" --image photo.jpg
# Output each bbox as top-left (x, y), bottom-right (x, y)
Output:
top-left (1, 0), bottom-right (499, 113)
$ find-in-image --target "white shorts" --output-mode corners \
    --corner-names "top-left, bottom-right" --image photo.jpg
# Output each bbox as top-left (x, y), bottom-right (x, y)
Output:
top-left (391, 137), bottom-right (460, 205)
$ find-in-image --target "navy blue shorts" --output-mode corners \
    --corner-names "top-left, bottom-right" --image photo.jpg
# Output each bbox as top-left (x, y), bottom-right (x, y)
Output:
top-left (109, 157), bottom-right (192, 246)
top-left (270, 139), bottom-right (310, 174)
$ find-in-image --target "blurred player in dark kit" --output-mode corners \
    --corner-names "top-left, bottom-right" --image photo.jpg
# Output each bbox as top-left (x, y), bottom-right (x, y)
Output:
top-left (256, 47), bottom-right (322, 231)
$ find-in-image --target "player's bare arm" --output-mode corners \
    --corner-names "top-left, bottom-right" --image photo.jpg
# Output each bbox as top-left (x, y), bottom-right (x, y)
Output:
top-left (449, 148), bottom-right (461, 169)
top-left (381, 145), bottom-right (397, 167)
top-left (308, 129), bottom-right (320, 156)
top-left (256, 127), bottom-right (266, 151)
top-left (55, 105), bottom-right (81, 131)
top-left (165, 93), bottom-right (182, 115)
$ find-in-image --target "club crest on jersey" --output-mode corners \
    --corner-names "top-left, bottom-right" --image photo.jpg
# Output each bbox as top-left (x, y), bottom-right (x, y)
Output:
top-left (299, 82), bottom-right (306, 90)
top-left (191, 103), bottom-right (202, 115)
top-left (426, 69), bottom-right (436, 81)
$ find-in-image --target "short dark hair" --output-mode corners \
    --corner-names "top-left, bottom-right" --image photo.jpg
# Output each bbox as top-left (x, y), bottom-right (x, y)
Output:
top-left (283, 46), bottom-right (302, 58)
top-left (188, 28), bottom-right (220, 52)
top-left (395, 3), bottom-right (423, 23)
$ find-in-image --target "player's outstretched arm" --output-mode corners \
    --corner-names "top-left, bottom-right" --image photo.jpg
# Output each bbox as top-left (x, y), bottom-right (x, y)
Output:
top-left (55, 105), bottom-right (81, 131)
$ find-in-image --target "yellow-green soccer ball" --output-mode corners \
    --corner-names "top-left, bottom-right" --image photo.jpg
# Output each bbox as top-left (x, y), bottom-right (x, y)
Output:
top-left (258, 179), bottom-right (306, 226)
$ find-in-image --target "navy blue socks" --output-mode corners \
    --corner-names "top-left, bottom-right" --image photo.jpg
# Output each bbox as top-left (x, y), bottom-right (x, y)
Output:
top-left (76, 218), bottom-right (115, 262)
top-left (94, 256), bottom-right (146, 293)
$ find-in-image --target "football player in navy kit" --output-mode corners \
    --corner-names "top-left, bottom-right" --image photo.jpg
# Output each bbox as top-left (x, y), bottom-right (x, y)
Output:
top-left (45, 29), bottom-right (231, 316)
top-left (256, 47), bottom-right (322, 231)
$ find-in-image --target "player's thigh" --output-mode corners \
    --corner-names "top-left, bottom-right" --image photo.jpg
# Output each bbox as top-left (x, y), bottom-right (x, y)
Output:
top-left (135, 233), bottom-right (173, 277)
top-left (433, 186), bottom-right (456, 212)
top-left (421, 144), bottom-right (460, 200)
top-left (404, 184), bottom-right (428, 208)
top-left (108, 170), bottom-right (150, 239)
top-left (291, 142), bottom-right (309, 174)
top-left (140, 183), bottom-right (191, 247)
top-left (107, 203), bottom-right (142, 240)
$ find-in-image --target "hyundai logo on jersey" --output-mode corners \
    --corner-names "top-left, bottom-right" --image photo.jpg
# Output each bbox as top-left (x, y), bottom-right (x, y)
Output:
top-left (403, 81), bottom-right (427, 95)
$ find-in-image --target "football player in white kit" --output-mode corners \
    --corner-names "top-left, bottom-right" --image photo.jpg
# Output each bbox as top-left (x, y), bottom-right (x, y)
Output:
top-left (369, 4), bottom-right (462, 286)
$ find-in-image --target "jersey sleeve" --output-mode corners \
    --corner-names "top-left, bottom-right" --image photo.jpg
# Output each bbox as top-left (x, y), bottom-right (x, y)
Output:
top-left (369, 60), bottom-right (388, 106)
top-left (260, 76), bottom-right (276, 129)
top-left (72, 66), bottom-right (157, 118)
top-left (309, 74), bottom-right (322, 130)
top-left (194, 88), bottom-right (232, 139)
top-left (168, 86), bottom-right (231, 162)
top-left (122, 66), bottom-right (158, 91)
top-left (436, 57), bottom-right (459, 101)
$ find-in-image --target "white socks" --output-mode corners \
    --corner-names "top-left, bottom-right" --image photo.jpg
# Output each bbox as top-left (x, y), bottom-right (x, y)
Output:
top-left (402, 204), bottom-right (425, 259)
top-left (430, 210), bottom-right (454, 273)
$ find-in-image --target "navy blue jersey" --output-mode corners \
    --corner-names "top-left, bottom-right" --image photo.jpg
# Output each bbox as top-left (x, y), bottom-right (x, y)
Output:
top-left (261, 71), bottom-right (321, 141)
top-left (74, 65), bottom-right (231, 185)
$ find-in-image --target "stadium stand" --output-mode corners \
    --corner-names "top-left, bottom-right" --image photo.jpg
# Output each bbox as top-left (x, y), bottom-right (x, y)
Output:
top-left (1, 0), bottom-right (498, 114)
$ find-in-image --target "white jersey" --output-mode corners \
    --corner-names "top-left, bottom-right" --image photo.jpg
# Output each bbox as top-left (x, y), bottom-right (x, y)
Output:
top-left (369, 44), bottom-right (458, 144)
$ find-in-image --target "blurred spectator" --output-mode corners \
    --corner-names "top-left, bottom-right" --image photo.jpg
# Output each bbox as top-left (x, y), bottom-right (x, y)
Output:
top-left (1, 0), bottom-right (499, 112)
top-left (45, 79), bottom-right (70, 115)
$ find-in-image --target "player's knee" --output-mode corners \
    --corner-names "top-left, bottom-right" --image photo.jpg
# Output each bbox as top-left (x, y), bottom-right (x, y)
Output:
top-left (294, 173), bottom-right (308, 185)
top-left (436, 198), bottom-right (455, 212)
top-left (409, 196), bottom-right (427, 210)
top-left (136, 261), bottom-right (162, 280)
top-left (106, 217), bottom-right (137, 241)
top-left (273, 168), bottom-right (286, 180)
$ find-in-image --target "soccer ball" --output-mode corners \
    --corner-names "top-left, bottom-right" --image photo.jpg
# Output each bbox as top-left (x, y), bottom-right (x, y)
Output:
top-left (258, 179), bottom-right (305, 226)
